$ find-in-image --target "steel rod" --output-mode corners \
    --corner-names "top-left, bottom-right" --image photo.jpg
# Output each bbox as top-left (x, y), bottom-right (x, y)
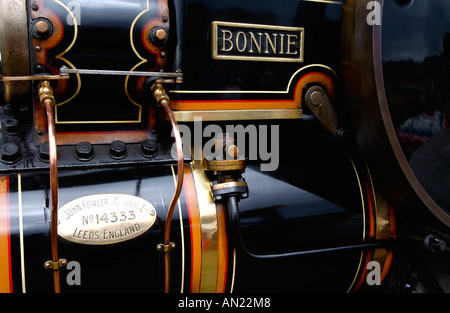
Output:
top-left (60, 66), bottom-right (183, 78)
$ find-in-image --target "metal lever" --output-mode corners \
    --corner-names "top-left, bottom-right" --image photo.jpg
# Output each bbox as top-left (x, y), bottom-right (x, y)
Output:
top-left (304, 85), bottom-right (348, 140)
top-left (38, 81), bottom-right (66, 293)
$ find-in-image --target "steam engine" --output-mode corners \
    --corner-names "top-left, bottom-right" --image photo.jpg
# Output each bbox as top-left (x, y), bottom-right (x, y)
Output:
top-left (0, 0), bottom-right (448, 293)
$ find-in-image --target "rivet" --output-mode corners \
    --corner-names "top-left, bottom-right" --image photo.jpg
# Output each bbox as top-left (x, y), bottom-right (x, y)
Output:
top-left (35, 20), bottom-right (49, 34)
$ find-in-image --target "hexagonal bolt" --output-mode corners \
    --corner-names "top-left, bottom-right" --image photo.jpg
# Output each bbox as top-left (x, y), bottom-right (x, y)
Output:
top-left (140, 139), bottom-right (158, 157)
top-left (109, 140), bottom-right (127, 159)
top-left (75, 142), bottom-right (94, 161)
top-left (1, 118), bottom-right (20, 135)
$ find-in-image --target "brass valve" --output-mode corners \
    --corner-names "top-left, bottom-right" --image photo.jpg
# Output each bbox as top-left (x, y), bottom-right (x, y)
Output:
top-left (38, 81), bottom-right (55, 107)
top-left (151, 83), bottom-right (170, 106)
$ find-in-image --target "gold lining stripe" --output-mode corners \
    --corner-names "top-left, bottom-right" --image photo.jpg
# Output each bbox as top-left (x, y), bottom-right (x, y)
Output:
top-left (53, 0), bottom-right (143, 124)
top-left (350, 158), bottom-right (366, 242)
top-left (54, 0), bottom-right (81, 109)
top-left (123, 0), bottom-right (150, 121)
top-left (302, 0), bottom-right (342, 4)
top-left (346, 158), bottom-right (366, 293)
top-left (171, 165), bottom-right (185, 293)
top-left (230, 249), bottom-right (236, 293)
top-left (346, 250), bottom-right (364, 293)
top-left (365, 163), bottom-right (390, 240)
top-left (170, 64), bottom-right (337, 94)
top-left (172, 109), bottom-right (302, 122)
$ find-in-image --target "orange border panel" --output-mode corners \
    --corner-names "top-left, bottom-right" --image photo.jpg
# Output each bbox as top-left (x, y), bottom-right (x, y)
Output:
top-left (0, 176), bottom-right (12, 293)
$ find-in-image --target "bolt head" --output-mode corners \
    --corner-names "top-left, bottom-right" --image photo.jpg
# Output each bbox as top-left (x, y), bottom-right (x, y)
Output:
top-left (0, 143), bottom-right (21, 164)
top-left (109, 140), bottom-right (127, 159)
top-left (149, 27), bottom-right (169, 46)
top-left (155, 28), bottom-right (167, 41)
top-left (33, 18), bottom-right (53, 39)
top-left (75, 142), bottom-right (94, 161)
top-left (1, 118), bottom-right (20, 135)
top-left (140, 139), bottom-right (158, 157)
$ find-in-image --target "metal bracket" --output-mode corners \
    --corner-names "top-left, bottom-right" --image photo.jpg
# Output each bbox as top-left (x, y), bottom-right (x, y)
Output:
top-left (210, 179), bottom-right (249, 201)
top-left (44, 259), bottom-right (67, 271)
top-left (304, 85), bottom-right (348, 140)
top-left (157, 242), bottom-right (176, 253)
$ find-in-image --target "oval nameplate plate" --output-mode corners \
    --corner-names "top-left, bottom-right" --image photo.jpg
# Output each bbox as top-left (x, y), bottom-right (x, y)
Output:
top-left (58, 194), bottom-right (157, 245)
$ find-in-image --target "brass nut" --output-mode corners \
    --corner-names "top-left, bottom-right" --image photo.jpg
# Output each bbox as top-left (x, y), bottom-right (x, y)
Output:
top-left (155, 28), bottom-right (167, 41)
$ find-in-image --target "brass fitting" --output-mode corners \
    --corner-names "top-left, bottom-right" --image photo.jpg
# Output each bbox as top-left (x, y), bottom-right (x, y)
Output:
top-left (38, 81), bottom-right (55, 107)
top-left (44, 258), bottom-right (67, 271)
top-left (151, 83), bottom-right (170, 106)
top-left (156, 242), bottom-right (176, 253)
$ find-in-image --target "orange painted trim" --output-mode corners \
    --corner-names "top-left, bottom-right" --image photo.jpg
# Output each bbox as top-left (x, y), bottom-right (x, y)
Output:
top-left (389, 202), bottom-right (397, 239)
top-left (0, 176), bottom-right (12, 293)
top-left (364, 179), bottom-right (376, 240)
top-left (172, 99), bottom-right (299, 111)
top-left (170, 72), bottom-right (334, 111)
top-left (183, 166), bottom-right (202, 293)
top-left (215, 202), bottom-right (228, 293)
top-left (380, 251), bottom-right (394, 283)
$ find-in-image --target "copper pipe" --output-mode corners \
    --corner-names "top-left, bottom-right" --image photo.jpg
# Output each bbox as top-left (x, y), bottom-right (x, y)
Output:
top-left (44, 99), bottom-right (61, 293)
top-left (152, 83), bottom-right (184, 292)
top-left (159, 98), bottom-right (184, 293)
top-left (39, 81), bottom-right (61, 293)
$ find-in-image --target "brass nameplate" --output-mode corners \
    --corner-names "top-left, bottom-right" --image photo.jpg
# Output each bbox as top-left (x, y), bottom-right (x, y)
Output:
top-left (212, 21), bottom-right (304, 62)
top-left (58, 194), bottom-right (157, 245)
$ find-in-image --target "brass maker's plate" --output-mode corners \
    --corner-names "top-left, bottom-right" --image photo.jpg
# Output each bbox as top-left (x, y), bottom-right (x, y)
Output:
top-left (58, 194), bottom-right (157, 245)
top-left (212, 21), bottom-right (304, 62)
